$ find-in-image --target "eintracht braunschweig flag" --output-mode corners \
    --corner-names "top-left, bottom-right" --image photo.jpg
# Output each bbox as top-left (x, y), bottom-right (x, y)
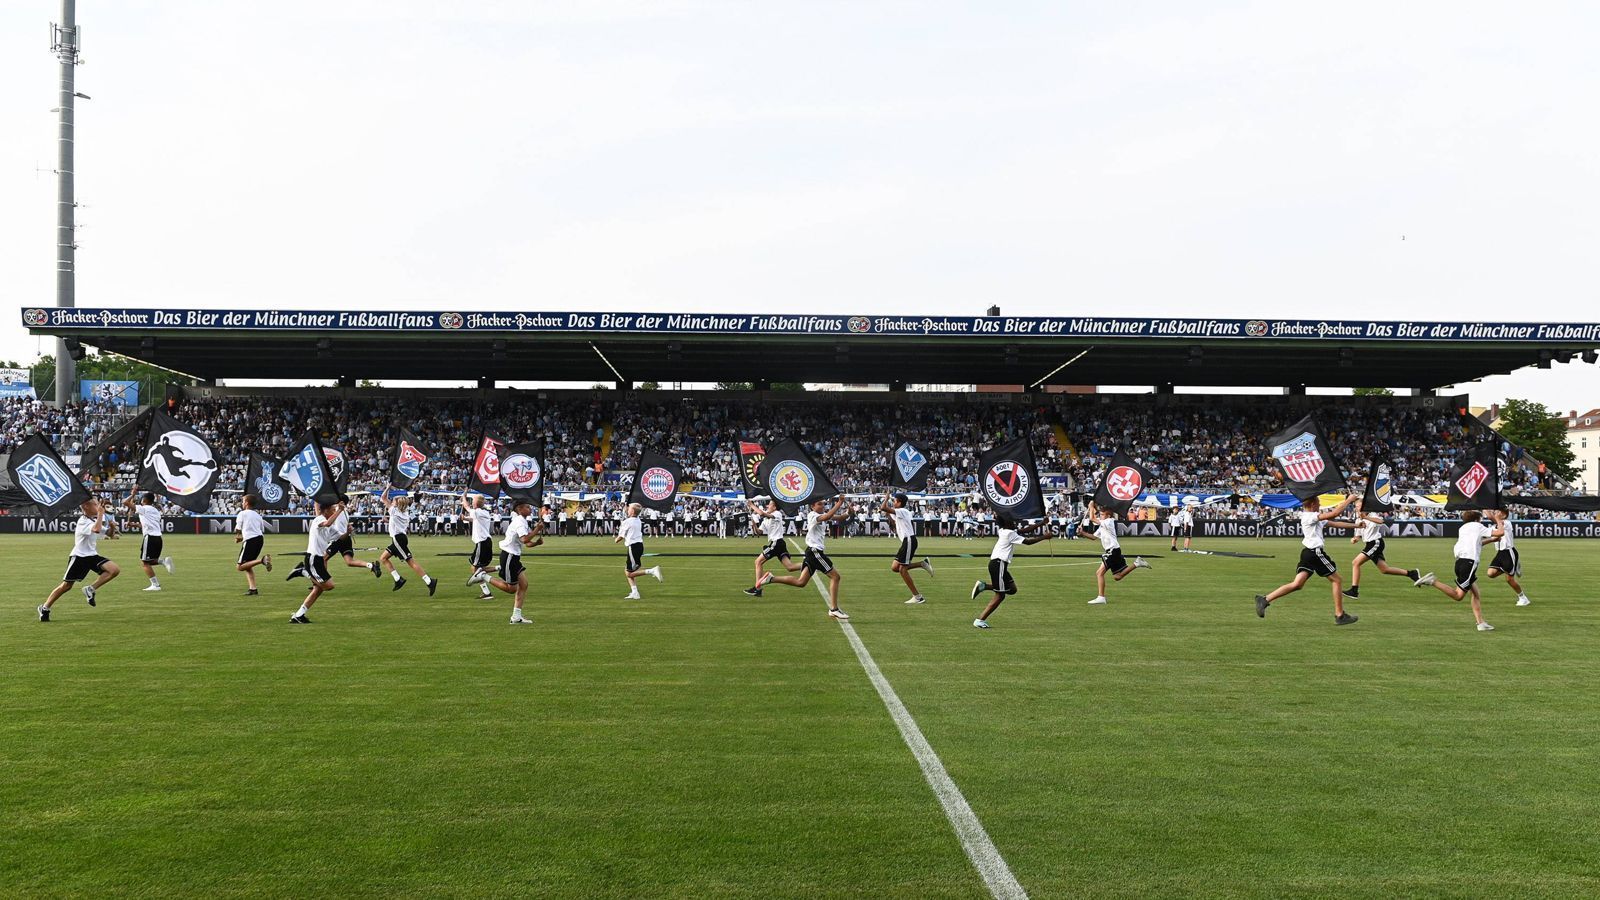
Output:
top-left (757, 437), bottom-right (840, 512)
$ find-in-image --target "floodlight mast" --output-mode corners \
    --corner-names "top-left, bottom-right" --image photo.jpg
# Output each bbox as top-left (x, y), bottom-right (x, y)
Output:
top-left (50, 0), bottom-right (80, 406)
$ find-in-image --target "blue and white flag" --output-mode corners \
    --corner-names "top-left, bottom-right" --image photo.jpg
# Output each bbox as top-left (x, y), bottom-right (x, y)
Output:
top-left (5, 433), bottom-right (90, 517)
top-left (888, 440), bottom-right (931, 492)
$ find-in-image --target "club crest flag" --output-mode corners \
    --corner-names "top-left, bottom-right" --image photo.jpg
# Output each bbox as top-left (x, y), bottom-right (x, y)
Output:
top-left (628, 449), bottom-right (686, 513)
top-left (280, 431), bottom-right (341, 505)
top-left (247, 452), bottom-right (292, 511)
top-left (1363, 458), bottom-right (1396, 513)
top-left (1446, 440), bottom-right (1503, 510)
top-left (323, 445), bottom-right (349, 493)
top-left (389, 428), bottom-right (431, 489)
top-left (978, 437), bottom-right (1046, 526)
top-left (137, 409), bottom-right (221, 513)
top-left (738, 440), bottom-right (767, 497)
top-left (499, 441), bottom-right (545, 502)
top-left (1092, 449), bottom-right (1154, 515)
top-left (6, 433), bottom-right (90, 517)
top-left (468, 434), bottom-right (507, 497)
top-left (1264, 415), bottom-right (1347, 500)
top-left (888, 441), bottom-right (931, 491)
top-left (756, 437), bottom-right (840, 512)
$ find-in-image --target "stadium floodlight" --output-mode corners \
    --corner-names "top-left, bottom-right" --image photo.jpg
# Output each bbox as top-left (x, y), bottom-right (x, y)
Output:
top-left (1537, 350), bottom-right (1554, 369)
top-left (1555, 350), bottom-right (1574, 364)
top-left (986, 305), bottom-right (1001, 317)
top-left (1582, 350), bottom-right (1598, 364)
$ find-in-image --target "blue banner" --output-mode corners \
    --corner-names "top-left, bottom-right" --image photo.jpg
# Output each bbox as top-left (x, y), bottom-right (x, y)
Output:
top-left (0, 367), bottom-right (33, 398)
top-left (80, 380), bottom-right (140, 406)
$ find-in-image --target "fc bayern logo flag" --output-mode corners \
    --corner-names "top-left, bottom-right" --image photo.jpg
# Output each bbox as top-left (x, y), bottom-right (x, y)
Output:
top-left (1264, 415), bottom-right (1347, 500)
top-left (1446, 440), bottom-right (1503, 510)
top-left (756, 437), bottom-right (840, 512)
top-left (737, 440), bottom-right (767, 497)
top-left (247, 452), bottom-right (292, 510)
top-left (280, 431), bottom-right (341, 505)
top-left (1092, 449), bottom-right (1153, 515)
top-left (5, 433), bottom-right (90, 517)
top-left (628, 449), bottom-right (686, 513)
top-left (499, 441), bottom-right (545, 502)
top-left (1363, 458), bottom-right (1397, 513)
top-left (388, 427), bottom-right (432, 489)
top-left (137, 409), bottom-right (221, 513)
top-left (467, 433), bottom-right (507, 498)
top-left (978, 437), bottom-right (1045, 526)
top-left (887, 440), bottom-right (931, 491)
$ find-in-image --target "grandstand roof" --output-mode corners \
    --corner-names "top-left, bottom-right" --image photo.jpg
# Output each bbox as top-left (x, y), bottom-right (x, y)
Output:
top-left (23, 307), bottom-right (1600, 389)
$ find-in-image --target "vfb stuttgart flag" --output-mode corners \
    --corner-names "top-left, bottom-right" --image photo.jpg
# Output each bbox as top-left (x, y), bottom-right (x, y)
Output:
top-left (1264, 415), bottom-right (1347, 500)
top-left (1092, 449), bottom-right (1153, 515)
top-left (628, 449), bottom-right (685, 513)
top-left (756, 437), bottom-right (840, 512)
top-left (467, 434), bottom-right (507, 498)
top-left (389, 428), bottom-right (431, 489)
top-left (737, 440), bottom-right (766, 497)
top-left (978, 437), bottom-right (1045, 526)
top-left (887, 440), bottom-right (931, 492)
top-left (138, 409), bottom-right (221, 513)
top-left (1446, 440), bottom-right (1503, 510)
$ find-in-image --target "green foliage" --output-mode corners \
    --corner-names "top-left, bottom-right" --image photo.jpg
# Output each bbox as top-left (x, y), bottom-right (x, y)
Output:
top-left (1496, 398), bottom-right (1577, 480)
top-left (28, 352), bottom-right (198, 400)
top-left (356, 379), bottom-right (383, 388)
top-left (638, 381), bottom-right (661, 391)
top-left (715, 381), bottom-right (753, 391)
top-left (1353, 387), bottom-right (1394, 397)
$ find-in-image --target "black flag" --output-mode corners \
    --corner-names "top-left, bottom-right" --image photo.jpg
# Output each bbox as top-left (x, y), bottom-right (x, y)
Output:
top-left (137, 409), bottom-right (222, 513)
top-left (499, 441), bottom-right (545, 503)
top-left (389, 427), bottom-right (432, 489)
top-left (280, 431), bottom-right (341, 505)
top-left (628, 449), bottom-right (686, 513)
top-left (1362, 458), bottom-right (1397, 513)
top-left (5, 433), bottom-right (90, 517)
top-left (1091, 449), bottom-right (1154, 515)
top-left (737, 440), bottom-right (767, 497)
top-left (324, 444), bottom-right (350, 494)
top-left (1264, 415), bottom-right (1347, 500)
top-left (756, 437), bottom-right (840, 512)
top-left (246, 452), bottom-right (292, 511)
top-left (1446, 441), bottom-right (1503, 510)
top-left (888, 440), bottom-right (932, 491)
top-left (467, 433), bottom-right (506, 498)
top-left (978, 437), bottom-right (1046, 526)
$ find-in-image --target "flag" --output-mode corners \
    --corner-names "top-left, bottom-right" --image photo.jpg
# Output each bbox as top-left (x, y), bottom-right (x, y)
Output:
top-left (1264, 415), bottom-right (1347, 500)
top-left (978, 437), bottom-right (1046, 526)
top-left (137, 409), bottom-right (222, 513)
top-left (756, 437), bottom-right (840, 512)
top-left (1092, 449), bottom-right (1153, 515)
top-left (738, 440), bottom-right (767, 497)
top-left (389, 427), bottom-right (432, 489)
top-left (499, 441), bottom-right (545, 502)
top-left (280, 431), bottom-right (341, 505)
top-left (5, 433), bottom-right (90, 517)
top-left (1362, 458), bottom-right (1397, 513)
top-left (247, 452), bottom-right (292, 511)
top-left (467, 434), bottom-right (507, 497)
top-left (323, 444), bottom-right (349, 494)
top-left (1446, 441), bottom-right (1502, 510)
top-left (628, 449), bottom-right (686, 513)
top-left (888, 440), bottom-right (931, 491)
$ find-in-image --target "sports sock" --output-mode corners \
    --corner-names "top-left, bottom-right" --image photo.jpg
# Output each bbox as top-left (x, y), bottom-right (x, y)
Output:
top-left (295, 605), bottom-right (309, 617)
top-left (391, 570), bottom-right (402, 582)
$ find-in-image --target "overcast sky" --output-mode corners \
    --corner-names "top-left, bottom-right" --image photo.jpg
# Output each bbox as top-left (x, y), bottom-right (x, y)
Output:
top-left (2, 1), bottom-right (1597, 411)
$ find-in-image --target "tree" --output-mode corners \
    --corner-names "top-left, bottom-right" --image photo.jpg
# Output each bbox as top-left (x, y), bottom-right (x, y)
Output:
top-left (1495, 398), bottom-right (1577, 481)
top-left (357, 379), bottom-right (383, 388)
top-left (29, 352), bottom-right (198, 401)
top-left (639, 381), bottom-right (661, 391)
top-left (1353, 387), bottom-right (1394, 397)
top-left (715, 381), bottom-right (753, 391)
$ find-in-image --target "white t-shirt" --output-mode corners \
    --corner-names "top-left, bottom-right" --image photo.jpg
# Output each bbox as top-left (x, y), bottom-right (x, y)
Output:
top-left (388, 506), bottom-right (411, 538)
top-left (236, 509), bottom-right (265, 541)
top-left (135, 503), bottom-right (162, 536)
top-left (1454, 521), bottom-right (1489, 560)
top-left (1358, 516), bottom-right (1384, 543)
top-left (470, 508), bottom-right (492, 542)
top-left (1495, 519), bottom-right (1515, 551)
top-left (991, 528), bottom-right (1026, 562)
top-left (892, 507), bottom-right (915, 540)
top-left (805, 511), bottom-right (828, 551)
top-left (1172, 508), bottom-right (1190, 528)
top-left (618, 516), bottom-right (643, 545)
top-left (1096, 517), bottom-right (1120, 551)
top-left (1298, 511), bottom-right (1325, 549)
top-left (332, 510), bottom-right (351, 539)
top-left (501, 513), bottom-right (530, 556)
top-left (760, 510), bottom-right (785, 541)
top-left (307, 514), bottom-right (334, 556)
top-left (72, 514), bottom-right (102, 557)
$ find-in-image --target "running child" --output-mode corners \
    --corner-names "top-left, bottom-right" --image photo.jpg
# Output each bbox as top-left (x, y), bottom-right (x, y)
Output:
top-left (1255, 494), bottom-right (1361, 625)
top-left (1343, 499), bottom-right (1430, 599)
top-left (234, 493), bottom-right (272, 595)
top-left (758, 495), bottom-right (850, 619)
top-left (1086, 500), bottom-right (1152, 605)
top-left (1484, 508), bottom-right (1531, 608)
top-left (469, 498), bottom-right (544, 624)
top-left (379, 491), bottom-right (438, 595)
top-left (289, 500), bottom-right (340, 623)
top-left (615, 502), bottom-right (663, 600)
top-left (463, 491), bottom-right (495, 599)
top-left (39, 498), bottom-right (121, 622)
top-left (1421, 509), bottom-right (1496, 631)
top-left (969, 520), bottom-right (1052, 627)
top-left (327, 496), bottom-right (380, 577)
top-left (744, 497), bottom-right (800, 596)
top-left (123, 489), bottom-right (174, 591)
top-left (884, 491), bottom-right (935, 604)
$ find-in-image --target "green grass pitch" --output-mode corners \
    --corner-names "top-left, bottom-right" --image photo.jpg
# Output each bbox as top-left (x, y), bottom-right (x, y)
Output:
top-left (3, 532), bottom-right (1598, 898)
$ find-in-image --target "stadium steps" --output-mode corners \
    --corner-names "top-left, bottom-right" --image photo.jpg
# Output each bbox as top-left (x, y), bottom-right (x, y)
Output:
top-left (1050, 421), bottom-right (1079, 463)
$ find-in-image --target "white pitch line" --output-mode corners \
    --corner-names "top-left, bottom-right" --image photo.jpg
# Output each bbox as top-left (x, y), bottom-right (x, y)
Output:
top-left (812, 580), bottom-right (1027, 900)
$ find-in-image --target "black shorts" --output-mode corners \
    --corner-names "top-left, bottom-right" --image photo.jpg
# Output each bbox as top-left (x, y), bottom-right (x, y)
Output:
top-left (329, 535), bottom-right (355, 558)
top-left (139, 534), bottom-right (164, 563)
top-left (469, 538), bottom-right (493, 569)
top-left (1359, 538), bottom-right (1386, 562)
top-left (1489, 548), bottom-right (1520, 577)
top-left (499, 550), bottom-right (525, 584)
top-left (895, 536), bottom-right (919, 566)
top-left (238, 536), bottom-right (264, 565)
top-left (626, 542), bottom-right (645, 572)
top-left (1101, 548), bottom-right (1129, 574)
top-left (986, 558), bottom-right (1018, 596)
top-left (1173, 522), bottom-right (1194, 537)
top-left (802, 547), bottom-right (834, 575)
top-left (307, 554), bottom-right (332, 584)
top-left (1297, 546), bottom-right (1337, 578)
top-left (62, 554), bottom-right (109, 583)
top-left (759, 539), bottom-right (791, 560)
top-left (386, 533), bottom-right (412, 562)
top-left (1455, 557), bottom-right (1479, 590)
